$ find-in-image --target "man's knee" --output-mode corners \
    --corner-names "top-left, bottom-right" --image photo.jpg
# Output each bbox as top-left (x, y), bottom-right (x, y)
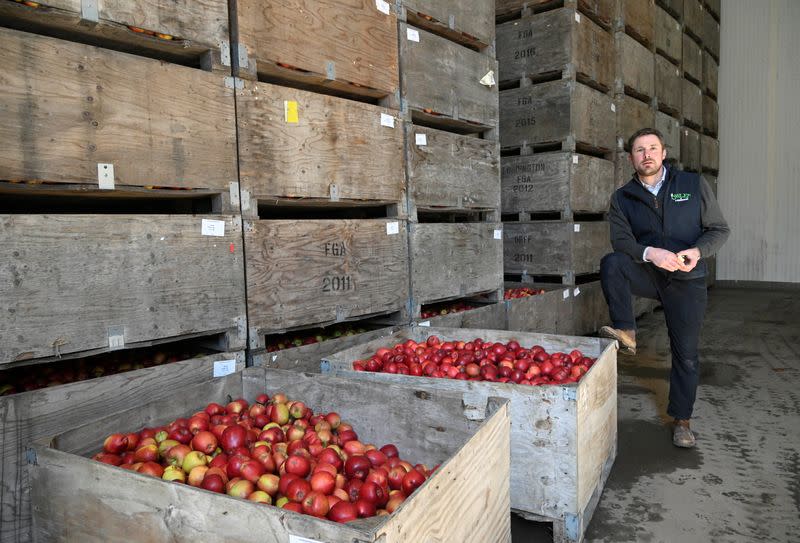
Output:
top-left (601, 252), bottom-right (633, 275)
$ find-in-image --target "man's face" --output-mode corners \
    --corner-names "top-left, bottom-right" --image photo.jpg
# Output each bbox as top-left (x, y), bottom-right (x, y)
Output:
top-left (629, 134), bottom-right (667, 177)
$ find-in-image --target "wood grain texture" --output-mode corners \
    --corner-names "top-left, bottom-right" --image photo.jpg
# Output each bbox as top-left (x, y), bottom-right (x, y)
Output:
top-left (414, 303), bottom-right (507, 330)
top-left (0, 27), bottom-right (236, 190)
top-left (680, 125), bottom-right (701, 171)
top-left (656, 0), bottom-right (683, 19)
top-left (500, 80), bottom-right (616, 151)
top-left (236, 81), bottom-right (404, 204)
top-left (236, 0), bottom-right (399, 97)
top-left (656, 110), bottom-right (682, 160)
top-left (617, 0), bottom-right (655, 47)
top-left (504, 221), bottom-right (611, 276)
top-left (704, 0), bottom-right (720, 20)
top-left (702, 6), bottom-right (720, 59)
top-left (682, 0), bottom-right (704, 42)
top-left (497, 0), bottom-right (616, 29)
top-left (504, 284), bottom-right (572, 335)
top-left (400, 23), bottom-right (499, 129)
top-left (615, 31), bottom-right (655, 99)
top-left (402, 0), bottom-right (495, 49)
top-left (571, 280), bottom-right (608, 335)
top-left (245, 219), bottom-right (409, 334)
top-left (702, 94), bottom-right (718, 136)
top-left (0, 352), bottom-right (244, 543)
top-left (654, 5), bottom-right (682, 64)
top-left (700, 134), bottom-right (719, 172)
top-left (501, 152), bottom-right (615, 215)
top-left (682, 33), bottom-right (703, 83)
top-left (407, 125), bottom-right (500, 211)
top-left (496, 8), bottom-right (613, 91)
top-left (322, 326), bottom-right (618, 521)
top-left (613, 149), bottom-right (634, 189)
top-left (409, 223), bottom-right (503, 304)
top-left (0, 215), bottom-right (246, 363)
top-left (682, 77), bottom-right (703, 127)
top-left (702, 49), bottom-right (718, 98)
top-left (616, 94), bottom-right (655, 144)
top-left (655, 53), bottom-right (683, 115)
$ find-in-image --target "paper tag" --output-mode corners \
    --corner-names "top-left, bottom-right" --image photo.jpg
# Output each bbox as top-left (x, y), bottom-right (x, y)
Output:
top-left (563, 289), bottom-right (570, 300)
top-left (573, 287), bottom-right (581, 296)
top-left (289, 535), bottom-right (324, 543)
top-left (418, 321), bottom-right (431, 327)
top-left (574, 224), bottom-right (581, 232)
top-left (415, 133), bottom-right (427, 146)
top-left (611, 103), bottom-right (616, 112)
top-left (272, 354), bottom-right (278, 362)
top-left (380, 113), bottom-right (395, 128)
top-left (572, 155), bottom-right (579, 164)
top-left (479, 71), bottom-right (496, 87)
top-left (375, 0), bottom-right (390, 14)
top-left (575, 12), bottom-right (581, 23)
top-left (284, 100), bottom-right (299, 123)
top-left (386, 221), bottom-right (399, 235)
top-left (97, 163), bottom-right (115, 190)
top-left (213, 359), bottom-right (237, 377)
top-left (202, 219), bottom-right (226, 237)
top-left (407, 28), bottom-right (420, 42)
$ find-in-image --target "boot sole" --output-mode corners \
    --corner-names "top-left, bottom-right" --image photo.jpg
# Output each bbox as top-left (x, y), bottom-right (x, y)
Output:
top-left (599, 327), bottom-right (637, 355)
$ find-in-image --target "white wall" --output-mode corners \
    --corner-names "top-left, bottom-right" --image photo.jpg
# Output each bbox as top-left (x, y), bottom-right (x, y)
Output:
top-left (716, 0), bottom-right (800, 283)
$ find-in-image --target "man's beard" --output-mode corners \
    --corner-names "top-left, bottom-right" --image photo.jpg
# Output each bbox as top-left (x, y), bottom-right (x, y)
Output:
top-left (636, 161), bottom-right (661, 177)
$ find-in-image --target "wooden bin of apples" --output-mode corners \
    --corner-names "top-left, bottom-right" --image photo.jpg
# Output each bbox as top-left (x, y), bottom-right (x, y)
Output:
top-left (27, 368), bottom-right (512, 543)
top-left (322, 327), bottom-right (618, 543)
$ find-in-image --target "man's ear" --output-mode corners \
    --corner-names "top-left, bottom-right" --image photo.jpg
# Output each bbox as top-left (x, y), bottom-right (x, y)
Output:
top-left (662, 147), bottom-right (668, 160)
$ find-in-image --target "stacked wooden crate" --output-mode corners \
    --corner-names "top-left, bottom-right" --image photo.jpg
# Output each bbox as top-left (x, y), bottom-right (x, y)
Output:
top-left (0, 4), bottom-right (247, 540)
top-left (398, 1), bottom-right (505, 330)
top-left (496, 1), bottom-right (616, 336)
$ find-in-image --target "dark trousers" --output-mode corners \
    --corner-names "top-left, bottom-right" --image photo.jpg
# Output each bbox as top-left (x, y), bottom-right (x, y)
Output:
top-left (600, 252), bottom-right (708, 420)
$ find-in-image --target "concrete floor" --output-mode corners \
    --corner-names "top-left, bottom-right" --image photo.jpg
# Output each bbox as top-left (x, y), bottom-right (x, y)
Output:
top-left (512, 287), bottom-right (800, 542)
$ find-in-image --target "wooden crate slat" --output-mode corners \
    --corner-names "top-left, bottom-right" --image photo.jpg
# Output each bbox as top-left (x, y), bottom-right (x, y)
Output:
top-left (655, 110), bottom-right (682, 161)
top-left (654, 5), bottom-right (682, 65)
top-left (504, 221), bottom-right (610, 276)
top-left (402, 0), bottom-right (495, 49)
top-left (682, 0), bottom-right (705, 43)
top-left (680, 125), bottom-right (701, 171)
top-left (700, 134), bottom-right (719, 172)
top-left (615, 31), bottom-right (655, 101)
top-left (616, 94), bottom-right (655, 144)
top-left (681, 77), bottom-right (703, 128)
top-left (504, 284), bottom-right (573, 335)
top-left (682, 32), bottom-right (703, 83)
top-left (414, 302), bottom-right (507, 330)
top-left (655, 52), bottom-right (682, 116)
top-left (616, 0), bottom-right (655, 48)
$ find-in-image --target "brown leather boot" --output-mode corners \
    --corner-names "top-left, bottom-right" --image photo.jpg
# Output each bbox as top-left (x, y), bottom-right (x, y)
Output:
top-left (599, 326), bottom-right (637, 355)
top-left (673, 419), bottom-right (696, 448)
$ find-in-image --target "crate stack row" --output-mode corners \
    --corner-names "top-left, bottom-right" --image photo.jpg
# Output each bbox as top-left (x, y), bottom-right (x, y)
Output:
top-left (495, 0), bottom-right (618, 336)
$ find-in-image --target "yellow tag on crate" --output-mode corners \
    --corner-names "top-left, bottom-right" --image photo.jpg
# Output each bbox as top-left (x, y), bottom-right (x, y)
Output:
top-left (284, 100), bottom-right (299, 124)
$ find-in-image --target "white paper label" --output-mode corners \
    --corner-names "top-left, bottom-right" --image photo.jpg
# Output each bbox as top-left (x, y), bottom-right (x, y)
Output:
top-left (407, 28), bottom-right (420, 42)
top-left (386, 221), bottom-right (399, 235)
top-left (380, 113), bottom-right (395, 128)
top-left (563, 289), bottom-right (570, 300)
top-left (108, 328), bottom-right (125, 350)
top-left (575, 12), bottom-right (581, 23)
top-left (415, 133), bottom-right (427, 146)
top-left (213, 359), bottom-right (237, 377)
top-left (98, 163), bottom-right (115, 190)
top-left (272, 354), bottom-right (278, 362)
top-left (574, 224), bottom-right (581, 232)
top-left (201, 219), bottom-right (226, 237)
top-left (611, 103), bottom-right (616, 112)
top-left (479, 71), bottom-right (496, 87)
top-left (494, 229), bottom-right (502, 240)
top-left (574, 287), bottom-right (581, 296)
top-left (572, 155), bottom-right (579, 164)
top-left (418, 321), bottom-right (431, 327)
top-left (375, 0), bottom-right (390, 14)
top-left (289, 535), bottom-right (324, 543)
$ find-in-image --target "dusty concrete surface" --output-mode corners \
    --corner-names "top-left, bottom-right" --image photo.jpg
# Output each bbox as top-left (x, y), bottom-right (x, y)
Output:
top-left (512, 287), bottom-right (800, 542)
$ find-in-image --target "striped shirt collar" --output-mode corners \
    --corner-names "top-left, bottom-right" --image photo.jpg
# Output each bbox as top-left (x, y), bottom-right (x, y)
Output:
top-left (639, 165), bottom-right (667, 196)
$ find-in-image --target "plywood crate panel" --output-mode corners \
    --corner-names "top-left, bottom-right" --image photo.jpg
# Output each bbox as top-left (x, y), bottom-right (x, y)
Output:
top-left (501, 152), bottom-right (615, 216)
top-left (504, 221), bottom-right (611, 277)
top-left (29, 368), bottom-right (512, 543)
top-left (571, 280), bottom-right (607, 335)
top-left (407, 125), bottom-right (500, 212)
top-left (615, 31), bottom-right (655, 101)
top-left (400, 23), bottom-right (499, 132)
top-left (682, 33), bottom-right (703, 84)
top-left (681, 78), bottom-right (703, 128)
top-left (409, 223), bottom-right (504, 305)
top-left (656, 0), bottom-right (683, 20)
top-left (615, 0), bottom-right (656, 48)
top-left (702, 49), bottom-right (718, 98)
top-left (414, 302), bottom-right (507, 330)
top-left (613, 148), bottom-right (634, 188)
top-left (680, 126), bottom-right (701, 171)
top-left (702, 11), bottom-right (720, 60)
top-left (0, 0), bottom-right (229, 68)
top-left (497, 0), bottom-right (617, 31)
top-left (704, 0), bottom-right (720, 21)
top-left (497, 8), bottom-right (614, 92)
top-left (245, 219), bottom-right (409, 339)
top-left (233, 0), bottom-right (399, 101)
top-left (682, 0), bottom-right (704, 43)
top-left (702, 95), bottom-right (719, 137)
top-left (0, 27), bottom-right (236, 195)
top-left (504, 283), bottom-right (574, 335)
top-left (323, 327), bottom-right (618, 542)
top-left (655, 52), bottom-right (682, 116)
top-left (0, 351), bottom-right (244, 543)
top-left (0, 214), bottom-right (246, 364)
top-left (236, 80), bottom-right (404, 207)
top-left (654, 5), bottom-right (682, 65)
top-left (401, 0), bottom-right (495, 50)
top-left (700, 134), bottom-right (719, 173)
top-left (500, 80), bottom-right (616, 153)
top-left (616, 94), bottom-right (655, 144)
top-left (655, 111), bottom-right (682, 162)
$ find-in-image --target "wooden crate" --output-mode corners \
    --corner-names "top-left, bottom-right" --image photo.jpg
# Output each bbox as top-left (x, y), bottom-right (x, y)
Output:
top-left (616, 94), bottom-right (655, 143)
top-left (702, 8), bottom-right (720, 60)
top-left (0, 27), bottom-right (237, 206)
top-left (571, 280), bottom-right (607, 335)
top-left (654, 5), bottom-right (682, 66)
top-left (232, 0), bottom-right (399, 102)
top-left (704, 0), bottom-right (720, 22)
top-left (704, 173), bottom-right (718, 196)
top-left (244, 219), bottom-right (409, 343)
top-left (28, 368), bottom-right (512, 543)
top-left (615, 0), bottom-right (655, 48)
top-left (0, 351), bottom-right (245, 543)
top-left (414, 302), bottom-right (507, 330)
top-left (702, 95), bottom-right (719, 137)
top-left (680, 126), bottom-right (701, 172)
top-left (682, 33), bottom-right (703, 84)
top-left (654, 111), bottom-right (682, 164)
top-left (235, 80), bottom-right (405, 209)
top-left (613, 147), bottom-right (633, 188)
top-left (401, 0), bottom-right (495, 50)
top-left (615, 31), bottom-right (655, 102)
top-left (409, 223), bottom-right (504, 305)
top-left (400, 23), bottom-right (499, 133)
top-left (407, 125), bottom-right (500, 213)
top-left (504, 221), bottom-right (611, 279)
top-left (655, 53), bottom-right (682, 116)
top-left (0, 0), bottom-right (230, 70)
top-left (702, 49), bottom-right (719, 98)
top-left (501, 152), bottom-right (615, 217)
top-left (497, 0), bottom-right (617, 31)
top-left (0, 215), bottom-right (246, 364)
top-left (500, 80), bottom-right (616, 154)
top-left (682, 78), bottom-right (703, 129)
top-left (322, 327), bottom-right (618, 543)
top-left (504, 283), bottom-right (574, 335)
top-left (700, 135), bottom-right (719, 173)
top-left (682, 0), bottom-right (704, 44)
top-left (496, 8), bottom-right (614, 92)
top-left (656, 0), bottom-right (683, 20)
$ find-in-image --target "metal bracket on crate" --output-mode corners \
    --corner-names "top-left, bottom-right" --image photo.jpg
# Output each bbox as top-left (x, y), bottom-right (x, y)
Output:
top-left (219, 41), bottom-right (231, 67)
top-left (80, 0), bottom-right (98, 23)
top-left (462, 390), bottom-right (488, 421)
top-left (237, 43), bottom-right (250, 70)
top-left (234, 315), bottom-right (247, 341)
top-left (229, 182), bottom-right (240, 208)
top-left (562, 387), bottom-right (578, 402)
top-left (564, 513), bottom-right (580, 541)
top-left (224, 76), bottom-right (244, 90)
top-left (329, 183), bottom-right (340, 202)
top-left (26, 447), bottom-right (38, 466)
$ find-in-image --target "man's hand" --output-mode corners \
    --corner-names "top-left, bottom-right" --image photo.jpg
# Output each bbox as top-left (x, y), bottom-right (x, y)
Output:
top-left (676, 247), bottom-right (701, 272)
top-left (647, 247), bottom-right (684, 272)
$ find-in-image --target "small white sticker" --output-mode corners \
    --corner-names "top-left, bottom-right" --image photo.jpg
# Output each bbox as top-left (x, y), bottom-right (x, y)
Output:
top-left (213, 359), bottom-right (237, 377)
top-left (415, 133), bottom-right (427, 146)
top-left (479, 71), bottom-right (496, 87)
top-left (575, 12), bottom-right (581, 23)
top-left (272, 354), bottom-right (278, 362)
top-left (572, 155), bottom-right (579, 164)
top-left (574, 224), bottom-right (581, 232)
top-left (419, 321), bottom-right (431, 327)
top-left (611, 103), bottom-right (616, 112)
top-left (201, 219), bottom-right (226, 237)
top-left (407, 28), bottom-right (420, 42)
top-left (494, 229), bottom-right (502, 239)
top-left (98, 163), bottom-right (115, 190)
top-left (289, 535), bottom-right (324, 543)
top-left (380, 113), bottom-right (395, 128)
top-left (573, 287), bottom-right (581, 296)
top-left (375, 0), bottom-right (390, 14)
top-left (108, 327), bottom-right (125, 350)
top-left (386, 221), bottom-right (399, 235)
top-left (563, 289), bottom-right (570, 300)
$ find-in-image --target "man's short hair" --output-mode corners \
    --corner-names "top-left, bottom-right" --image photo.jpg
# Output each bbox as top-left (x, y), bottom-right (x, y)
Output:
top-left (628, 128), bottom-right (666, 151)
